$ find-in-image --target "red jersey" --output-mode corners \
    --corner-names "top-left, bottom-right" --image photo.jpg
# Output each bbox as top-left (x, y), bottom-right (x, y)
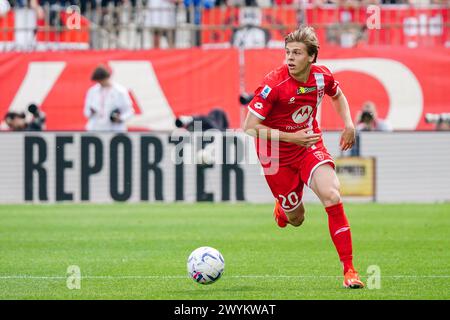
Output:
top-left (248, 64), bottom-right (339, 166)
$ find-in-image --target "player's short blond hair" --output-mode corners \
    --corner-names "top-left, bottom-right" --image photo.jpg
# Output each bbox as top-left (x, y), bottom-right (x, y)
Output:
top-left (285, 26), bottom-right (319, 63)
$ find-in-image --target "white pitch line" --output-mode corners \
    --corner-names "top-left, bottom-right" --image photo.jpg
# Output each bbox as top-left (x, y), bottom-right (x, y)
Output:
top-left (0, 275), bottom-right (449, 280)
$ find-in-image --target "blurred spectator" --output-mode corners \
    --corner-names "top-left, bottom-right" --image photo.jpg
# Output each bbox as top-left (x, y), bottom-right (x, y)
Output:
top-left (424, 113), bottom-right (450, 131)
top-left (99, 0), bottom-right (121, 33)
top-left (355, 101), bottom-right (393, 131)
top-left (39, 0), bottom-right (74, 27)
top-left (145, 0), bottom-right (180, 48)
top-left (78, 0), bottom-right (97, 15)
top-left (435, 122), bottom-right (450, 131)
top-left (231, 25), bottom-right (270, 48)
top-left (2, 103), bottom-right (46, 131)
top-left (184, 0), bottom-right (214, 47)
top-left (84, 65), bottom-right (135, 132)
top-left (3, 111), bottom-right (28, 131)
top-left (227, 0), bottom-right (258, 5)
top-left (0, 0), bottom-right (10, 16)
top-left (231, 7), bottom-right (270, 48)
top-left (4, 0), bottom-right (44, 50)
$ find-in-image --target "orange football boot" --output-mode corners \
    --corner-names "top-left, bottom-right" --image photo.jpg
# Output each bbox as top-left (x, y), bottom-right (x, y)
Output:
top-left (343, 269), bottom-right (365, 289)
top-left (273, 200), bottom-right (289, 228)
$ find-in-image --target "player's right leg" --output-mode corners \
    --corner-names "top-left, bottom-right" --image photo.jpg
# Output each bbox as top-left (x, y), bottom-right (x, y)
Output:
top-left (274, 200), bottom-right (305, 227)
top-left (265, 164), bottom-right (305, 228)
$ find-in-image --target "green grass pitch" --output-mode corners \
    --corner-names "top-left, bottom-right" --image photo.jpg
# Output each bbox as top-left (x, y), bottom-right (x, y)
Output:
top-left (0, 203), bottom-right (449, 300)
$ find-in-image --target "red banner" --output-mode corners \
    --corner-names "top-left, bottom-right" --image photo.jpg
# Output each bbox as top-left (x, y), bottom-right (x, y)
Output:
top-left (0, 48), bottom-right (448, 131)
top-left (0, 50), bottom-right (240, 131)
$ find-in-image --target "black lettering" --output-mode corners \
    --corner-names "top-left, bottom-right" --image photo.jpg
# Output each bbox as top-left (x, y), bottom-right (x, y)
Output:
top-left (24, 136), bottom-right (48, 201)
top-left (169, 135), bottom-right (189, 201)
top-left (222, 136), bottom-right (245, 201)
top-left (80, 136), bottom-right (103, 201)
top-left (196, 134), bottom-right (213, 202)
top-left (110, 135), bottom-right (132, 201)
top-left (55, 136), bottom-right (73, 201)
top-left (141, 136), bottom-right (163, 201)
top-left (336, 165), bottom-right (365, 176)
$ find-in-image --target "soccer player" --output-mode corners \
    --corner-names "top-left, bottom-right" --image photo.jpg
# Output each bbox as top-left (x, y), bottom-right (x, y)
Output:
top-left (244, 26), bottom-right (364, 289)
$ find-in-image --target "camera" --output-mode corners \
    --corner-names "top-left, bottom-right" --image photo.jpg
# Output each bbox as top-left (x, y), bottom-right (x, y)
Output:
top-left (175, 115), bottom-right (194, 129)
top-left (360, 110), bottom-right (374, 123)
top-left (110, 108), bottom-right (121, 123)
top-left (27, 103), bottom-right (46, 131)
top-left (424, 113), bottom-right (450, 124)
top-left (239, 92), bottom-right (254, 106)
top-left (175, 109), bottom-right (229, 132)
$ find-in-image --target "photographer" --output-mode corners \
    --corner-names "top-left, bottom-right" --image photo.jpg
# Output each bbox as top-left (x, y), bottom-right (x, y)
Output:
top-left (174, 108), bottom-right (229, 132)
top-left (425, 113), bottom-right (450, 131)
top-left (3, 111), bottom-right (27, 131)
top-left (174, 108), bottom-right (229, 166)
top-left (27, 103), bottom-right (46, 131)
top-left (84, 65), bottom-right (135, 132)
top-left (355, 101), bottom-right (392, 132)
top-left (2, 103), bottom-right (46, 131)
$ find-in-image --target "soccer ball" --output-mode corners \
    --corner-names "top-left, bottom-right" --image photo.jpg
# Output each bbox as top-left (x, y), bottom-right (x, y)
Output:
top-left (187, 246), bottom-right (225, 285)
top-left (196, 143), bottom-right (216, 165)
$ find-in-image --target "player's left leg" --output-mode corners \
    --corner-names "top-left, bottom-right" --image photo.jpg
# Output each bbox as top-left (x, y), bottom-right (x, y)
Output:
top-left (274, 199), bottom-right (305, 227)
top-left (309, 164), bottom-right (364, 289)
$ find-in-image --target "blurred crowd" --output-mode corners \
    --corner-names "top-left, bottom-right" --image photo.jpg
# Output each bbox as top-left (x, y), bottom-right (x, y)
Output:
top-left (0, 0), bottom-right (448, 50)
top-left (1, 0), bottom-right (448, 15)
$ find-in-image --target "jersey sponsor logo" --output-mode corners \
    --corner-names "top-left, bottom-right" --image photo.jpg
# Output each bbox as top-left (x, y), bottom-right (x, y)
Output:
top-left (297, 86), bottom-right (317, 94)
top-left (292, 105), bottom-right (313, 124)
top-left (286, 124), bottom-right (307, 131)
top-left (313, 151), bottom-right (325, 161)
top-left (259, 85), bottom-right (272, 99)
top-left (288, 97), bottom-right (296, 104)
top-left (254, 102), bottom-right (263, 109)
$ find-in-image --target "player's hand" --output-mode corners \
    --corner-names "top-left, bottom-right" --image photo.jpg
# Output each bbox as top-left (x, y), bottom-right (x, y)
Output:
top-left (288, 128), bottom-right (322, 148)
top-left (340, 126), bottom-right (356, 151)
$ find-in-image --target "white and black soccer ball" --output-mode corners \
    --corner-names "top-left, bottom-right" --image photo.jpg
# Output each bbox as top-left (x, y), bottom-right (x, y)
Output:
top-left (196, 143), bottom-right (216, 165)
top-left (187, 246), bottom-right (225, 285)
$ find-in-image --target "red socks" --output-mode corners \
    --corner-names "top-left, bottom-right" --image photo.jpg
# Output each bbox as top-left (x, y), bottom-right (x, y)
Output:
top-left (325, 203), bottom-right (354, 274)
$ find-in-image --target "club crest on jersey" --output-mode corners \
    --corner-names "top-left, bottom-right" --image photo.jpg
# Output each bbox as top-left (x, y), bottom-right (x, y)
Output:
top-left (259, 85), bottom-right (272, 99)
top-left (297, 86), bottom-right (317, 94)
top-left (313, 151), bottom-right (324, 161)
top-left (292, 105), bottom-right (313, 124)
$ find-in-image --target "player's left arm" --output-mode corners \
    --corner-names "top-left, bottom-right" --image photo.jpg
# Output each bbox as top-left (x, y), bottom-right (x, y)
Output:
top-left (331, 88), bottom-right (355, 151)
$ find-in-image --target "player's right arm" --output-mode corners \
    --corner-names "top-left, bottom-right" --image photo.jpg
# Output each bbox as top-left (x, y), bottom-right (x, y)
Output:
top-left (244, 111), bottom-right (321, 148)
top-left (244, 77), bottom-right (321, 147)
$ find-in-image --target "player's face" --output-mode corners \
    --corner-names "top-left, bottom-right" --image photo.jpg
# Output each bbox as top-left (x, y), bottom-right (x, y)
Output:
top-left (285, 42), bottom-right (315, 76)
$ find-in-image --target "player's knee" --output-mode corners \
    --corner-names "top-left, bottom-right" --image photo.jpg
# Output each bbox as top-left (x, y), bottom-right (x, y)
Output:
top-left (286, 205), bottom-right (305, 227)
top-left (289, 215), bottom-right (305, 227)
top-left (288, 205), bottom-right (305, 227)
top-left (322, 188), bottom-right (341, 207)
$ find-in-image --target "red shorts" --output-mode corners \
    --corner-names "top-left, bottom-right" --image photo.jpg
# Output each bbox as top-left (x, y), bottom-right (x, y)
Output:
top-left (264, 145), bottom-right (335, 212)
